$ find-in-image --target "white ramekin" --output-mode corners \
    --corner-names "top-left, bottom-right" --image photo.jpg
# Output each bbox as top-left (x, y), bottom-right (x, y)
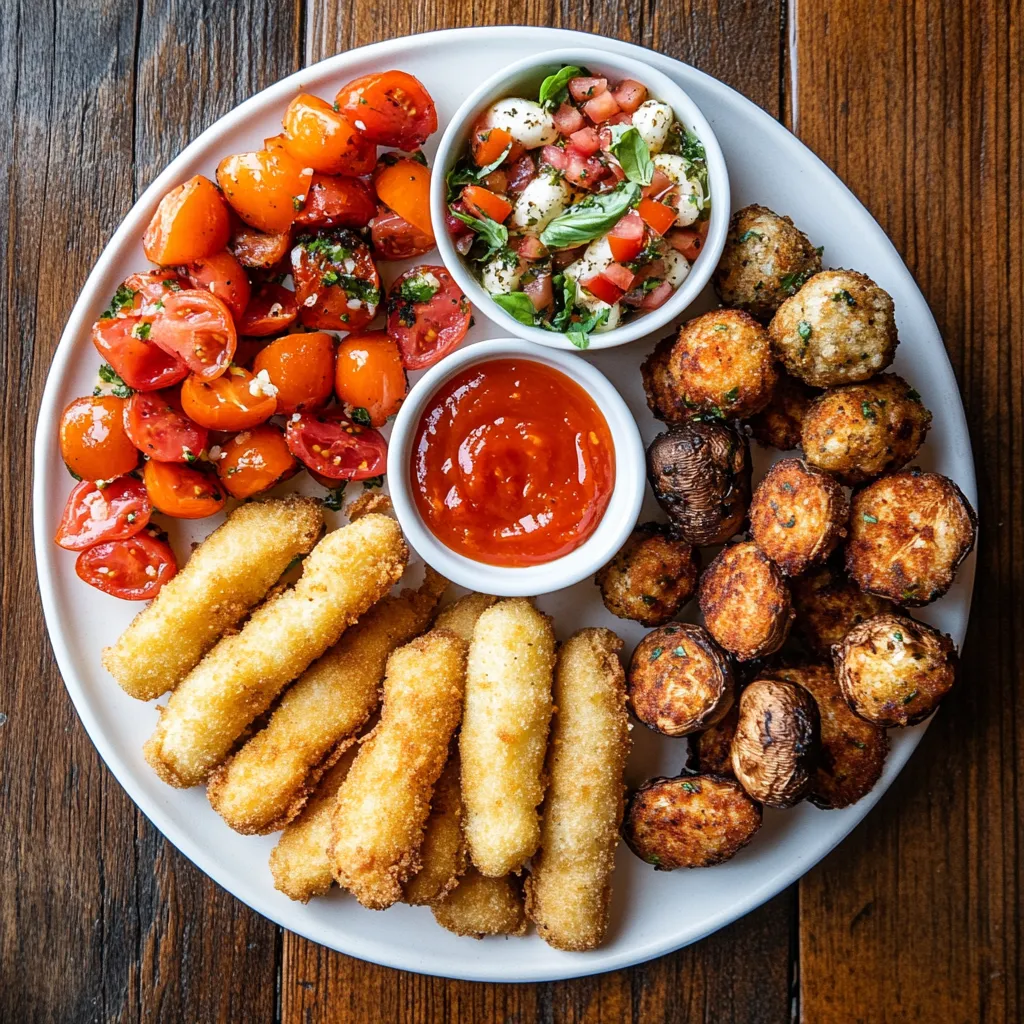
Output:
top-left (430, 46), bottom-right (730, 351)
top-left (387, 337), bottom-right (645, 596)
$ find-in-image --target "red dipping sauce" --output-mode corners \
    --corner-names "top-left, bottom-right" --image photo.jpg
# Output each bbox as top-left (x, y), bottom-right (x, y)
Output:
top-left (411, 358), bottom-right (615, 567)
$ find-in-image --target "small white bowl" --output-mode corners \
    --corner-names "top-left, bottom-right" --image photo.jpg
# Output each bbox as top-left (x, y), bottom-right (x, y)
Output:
top-left (387, 338), bottom-right (645, 596)
top-left (430, 46), bottom-right (730, 351)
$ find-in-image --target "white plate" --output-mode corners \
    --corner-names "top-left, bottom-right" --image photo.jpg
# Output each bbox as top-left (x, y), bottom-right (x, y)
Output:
top-left (33, 26), bottom-right (977, 983)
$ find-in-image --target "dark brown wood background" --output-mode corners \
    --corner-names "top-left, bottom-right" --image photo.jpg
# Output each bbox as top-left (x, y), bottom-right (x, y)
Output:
top-left (2, 1), bottom-right (1020, 1021)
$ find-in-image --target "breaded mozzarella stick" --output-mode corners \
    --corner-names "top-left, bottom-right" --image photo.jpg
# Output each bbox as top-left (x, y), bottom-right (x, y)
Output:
top-left (432, 868), bottom-right (527, 938)
top-left (434, 592), bottom-right (497, 641)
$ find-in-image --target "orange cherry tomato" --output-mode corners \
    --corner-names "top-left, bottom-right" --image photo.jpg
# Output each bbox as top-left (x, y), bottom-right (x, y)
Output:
top-left (215, 423), bottom-right (298, 499)
top-left (460, 184), bottom-right (513, 224)
top-left (252, 331), bottom-right (335, 414)
top-left (123, 389), bottom-right (209, 462)
top-left (76, 531), bottom-right (178, 600)
top-left (228, 218), bottom-right (292, 269)
top-left (290, 230), bottom-right (380, 332)
top-left (183, 250), bottom-right (252, 320)
top-left (238, 282), bottom-right (299, 337)
top-left (637, 197), bottom-right (677, 237)
top-left (294, 174), bottom-right (377, 230)
top-left (374, 157), bottom-right (434, 238)
top-left (216, 148), bottom-right (313, 233)
top-left (335, 70), bottom-right (437, 150)
top-left (59, 396), bottom-right (139, 481)
top-left (150, 290), bottom-right (237, 381)
top-left (470, 125), bottom-right (522, 167)
top-left (334, 331), bottom-right (407, 427)
top-left (281, 94), bottom-right (377, 176)
top-left (142, 460), bottom-right (226, 519)
top-left (143, 175), bottom-right (231, 266)
top-left (180, 367), bottom-right (277, 430)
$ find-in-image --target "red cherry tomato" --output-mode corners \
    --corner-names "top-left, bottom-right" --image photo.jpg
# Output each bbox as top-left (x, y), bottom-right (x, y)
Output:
top-left (59, 396), bottom-right (139, 481)
top-left (228, 219), bottom-right (292, 269)
top-left (285, 408), bottom-right (387, 481)
top-left (386, 266), bottom-right (472, 370)
top-left (291, 230), bottom-right (380, 331)
top-left (183, 250), bottom-right (252, 321)
top-left (150, 290), bottom-right (237, 381)
top-left (91, 315), bottom-right (190, 392)
top-left (123, 390), bottom-right (209, 462)
top-left (294, 174), bottom-right (377, 230)
top-left (238, 282), bottom-right (299, 337)
top-left (119, 271), bottom-right (189, 312)
top-left (334, 70), bottom-right (437, 150)
top-left (369, 206), bottom-right (434, 261)
top-left (75, 531), bottom-right (178, 600)
top-left (55, 477), bottom-right (152, 551)
top-left (281, 94), bottom-right (377, 176)
top-left (142, 461), bottom-right (226, 519)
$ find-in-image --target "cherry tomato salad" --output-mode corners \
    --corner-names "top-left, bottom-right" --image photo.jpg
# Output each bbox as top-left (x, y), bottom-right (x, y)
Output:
top-left (446, 65), bottom-right (710, 347)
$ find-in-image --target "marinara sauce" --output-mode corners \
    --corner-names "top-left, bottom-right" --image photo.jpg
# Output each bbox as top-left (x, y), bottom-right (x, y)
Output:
top-left (411, 358), bottom-right (615, 567)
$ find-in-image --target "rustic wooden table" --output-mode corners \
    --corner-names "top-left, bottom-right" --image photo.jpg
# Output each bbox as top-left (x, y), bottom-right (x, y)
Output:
top-left (2, 1), bottom-right (1019, 1021)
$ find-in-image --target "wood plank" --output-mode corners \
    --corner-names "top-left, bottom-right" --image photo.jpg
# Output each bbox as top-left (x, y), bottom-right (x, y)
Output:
top-left (794, 1), bottom-right (1023, 1021)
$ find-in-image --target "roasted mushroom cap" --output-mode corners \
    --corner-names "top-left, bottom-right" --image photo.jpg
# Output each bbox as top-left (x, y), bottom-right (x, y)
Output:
top-left (688, 700), bottom-right (740, 776)
top-left (623, 774), bottom-right (762, 870)
top-left (846, 469), bottom-right (978, 606)
top-left (749, 371), bottom-right (820, 451)
top-left (628, 623), bottom-right (735, 737)
top-left (647, 422), bottom-right (752, 546)
top-left (731, 678), bottom-right (820, 807)
top-left (833, 612), bottom-right (958, 727)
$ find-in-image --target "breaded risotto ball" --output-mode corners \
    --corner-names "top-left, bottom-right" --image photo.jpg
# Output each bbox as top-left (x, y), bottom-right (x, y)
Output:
top-left (769, 270), bottom-right (898, 387)
top-left (641, 335), bottom-right (688, 426)
top-left (800, 373), bottom-right (932, 485)
top-left (712, 204), bottom-right (823, 323)
top-left (748, 371), bottom-right (820, 451)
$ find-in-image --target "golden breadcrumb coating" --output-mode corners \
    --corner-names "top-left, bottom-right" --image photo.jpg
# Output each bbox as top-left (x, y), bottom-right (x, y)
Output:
top-left (432, 868), bottom-right (527, 939)
top-left (434, 592), bottom-right (498, 641)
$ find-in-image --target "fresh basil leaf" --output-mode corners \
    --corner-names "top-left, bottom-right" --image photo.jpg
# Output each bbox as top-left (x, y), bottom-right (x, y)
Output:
top-left (608, 126), bottom-right (653, 186)
top-left (491, 291), bottom-right (537, 326)
top-left (450, 207), bottom-right (509, 257)
top-left (538, 65), bottom-right (581, 110)
top-left (445, 143), bottom-right (514, 202)
top-left (567, 329), bottom-right (590, 350)
top-left (567, 307), bottom-right (609, 349)
top-left (549, 274), bottom-right (576, 331)
top-left (539, 182), bottom-right (642, 248)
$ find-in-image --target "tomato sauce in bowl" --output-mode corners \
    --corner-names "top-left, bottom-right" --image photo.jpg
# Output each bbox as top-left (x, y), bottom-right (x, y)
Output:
top-left (411, 358), bottom-right (615, 566)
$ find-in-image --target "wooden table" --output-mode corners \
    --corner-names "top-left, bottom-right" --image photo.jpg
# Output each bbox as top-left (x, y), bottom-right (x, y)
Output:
top-left (2, 1), bottom-right (1019, 1020)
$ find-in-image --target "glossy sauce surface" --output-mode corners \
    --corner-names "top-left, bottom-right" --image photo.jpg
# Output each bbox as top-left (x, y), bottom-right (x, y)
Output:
top-left (412, 358), bottom-right (615, 566)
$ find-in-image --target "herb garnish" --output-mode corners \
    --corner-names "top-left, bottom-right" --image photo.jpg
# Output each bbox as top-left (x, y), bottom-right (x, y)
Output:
top-left (538, 65), bottom-right (582, 110)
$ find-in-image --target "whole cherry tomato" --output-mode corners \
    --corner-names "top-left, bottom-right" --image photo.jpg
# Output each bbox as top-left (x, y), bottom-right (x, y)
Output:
top-left (55, 477), bottom-right (152, 551)
top-left (334, 331), bottom-right (407, 427)
top-left (294, 174), bottom-right (377, 230)
top-left (285, 408), bottom-right (387, 482)
top-left (123, 390), bottom-right (209, 462)
top-left (386, 265), bottom-right (472, 369)
top-left (180, 366), bottom-right (277, 431)
top-left (281, 94), bottom-right (376, 176)
top-left (150, 290), bottom-right (237, 381)
top-left (291, 229), bottom-right (380, 331)
top-left (252, 331), bottom-right (335, 414)
top-left (142, 460), bottom-right (226, 519)
top-left (91, 315), bottom-right (190, 392)
top-left (334, 70), bottom-right (437, 150)
top-left (237, 282), bottom-right (299, 337)
top-left (215, 423), bottom-right (297, 499)
top-left (217, 148), bottom-right (313, 233)
top-left (59, 395), bottom-right (139, 481)
top-left (143, 175), bottom-right (231, 266)
top-left (75, 530), bottom-right (177, 600)
top-left (183, 250), bottom-right (252, 321)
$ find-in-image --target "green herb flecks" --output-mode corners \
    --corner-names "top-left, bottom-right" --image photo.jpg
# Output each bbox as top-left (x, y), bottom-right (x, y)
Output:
top-left (649, 646), bottom-right (664, 661)
top-left (95, 363), bottom-right (134, 399)
top-left (101, 284), bottom-right (136, 319)
top-left (566, 306), bottom-right (609, 350)
top-left (797, 320), bottom-right (813, 342)
top-left (780, 269), bottom-right (812, 294)
top-left (832, 288), bottom-right (856, 306)
top-left (672, 646), bottom-right (687, 658)
top-left (399, 273), bottom-right (441, 305)
top-left (862, 512), bottom-right (879, 524)
top-left (738, 229), bottom-right (763, 243)
top-left (350, 407), bottom-right (372, 427)
top-left (322, 485), bottom-right (346, 511)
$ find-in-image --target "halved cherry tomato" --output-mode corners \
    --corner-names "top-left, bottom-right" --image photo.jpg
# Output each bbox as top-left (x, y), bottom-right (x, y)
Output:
top-left (291, 230), bottom-right (380, 331)
top-left (334, 331), bottom-right (407, 427)
top-left (150, 290), bottom-right (237, 380)
top-left (60, 396), bottom-right (139, 481)
top-left (238, 282), bottom-right (298, 336)
top-left (123, 390), bottom-right (209, 462)
top-left (120, 271), bottom-right (189, 312)
top-left (607, 210), bottom-right (645, 263)
top-left (386, 266), bottom-right (471, 370)
top-left (294, 174), bottom-right (376, 230)
top-left (252, 331), bottom-right (335, 414)
top-left (215, 423), bottom-right (297, 499)
top-left (55, 477), bottom-right (151, 551)
top-left (637, 197), bottom-right (677, 237)
top-left (216, 149), bottom-right (313, 233)
top-left (374, 157), bottom-right (433, 238)
top-left (228, 219), bottom-right (292, 269)
top-left (335, 70), bottom-right (437, 150)
top-left (142, 460), bottom-right (226, 519)
top-left (471, 125), bottom-right (519, 167)
top-left (369, 206), bottom-right (434, 261)
top-left (76, 531), bottom-right (178, 600)
top-left (183, 250), bottom-right (251, 320)
top-left (143, 175), bottom-right (231, 266)
top-left (285, 408), bottom-right (387, 481)
top-left (580, 273), bottom-right (624, 306)
top-left (91, 316), bottom-right (190, 392)
top-left (460, 185), bottom-right (512, 224)
top-left (281, 94), bottom-right (376, 176)
top-left (180, 367), bottom-right (277, 430)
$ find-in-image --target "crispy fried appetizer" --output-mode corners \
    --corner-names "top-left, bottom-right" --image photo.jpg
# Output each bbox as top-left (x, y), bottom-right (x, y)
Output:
top-left (640, 334), bottom-right (688, 425)
top-left (103, 496), bottom-right (324, 700)
top-left (432, 868), bottom-right (527, 939)
top-left (207, 567), bottom-right (448, 834)
top-left (525, 628), bottom-right (631, 952)
top-left (143, 514), bottom-right (407, 788)
top-left (749, 371), bottom-right (820, 451)
top-left (434, 592), bottom-right (498, 641)
top-left (461, 598), bottom-right (556, 877)
top-left (329, 629), bottom-right (467, 910)
top-left (688, 701), bottom-right (740, 776)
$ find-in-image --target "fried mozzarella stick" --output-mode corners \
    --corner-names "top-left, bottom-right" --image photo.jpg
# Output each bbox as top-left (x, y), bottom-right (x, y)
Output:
top-left (103, 497), bottom-right (324, 701)
top-left (525, 628), bottom-right (631, 951)
top-left (329, 630), bottom-right (466, 909)
top-left (207, 568), bottom-right (448, 834)
top-left (144, 515), bottom-right (407, 788)
top-left (434, 592), bottom-right (497, 641)
top-left (432, 868), bottom-right (527, 938)
top-left (461, 598), bottom-right (556, 877)
top-left (269, 745), bottom-right (360, 903)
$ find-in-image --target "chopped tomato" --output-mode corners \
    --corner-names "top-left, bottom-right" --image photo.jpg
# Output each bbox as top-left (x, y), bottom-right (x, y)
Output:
top-left (143, 175), bottom-right (231, 266)
top-left (124, 390), bottom-right (209, 462)
top-left (374, 157), bottom-right (433, 239)
top-left (334, 331), bottom-right (407, 427)
top-left (55, 477), bottom-right (151, 551)
top-left (552, 103), bottom-right (585, 137)
top-left (564, 148), bottom-right (607, 189)
top-left (216, 423), bottom-right (297, 499)
top-left (643, 168), bottom-right (674, 200)
top-left (523, 269), bottom-right (554, 312)
top-left (471, 125), bottom-right (517, 167)
top-left (583, 91), bottom-right (621, 123)
top-left (607, 209), bottom-right (645, 262)
top-left (569, 77), bottom-right (608, 102)
top-left (281, 93), bottom-right (376, 176)
top-left (601, 263), bottom-right (636, 291)
top-left (569, 127), bottom-right (601, 156)
top-left (637, 197), bottom-right (678, 237)
top-left (91, 315), bottom-right (190, 392)
top-left (150, 290), bottom-right (237, 380)
top-left (142, 460), bottom-right (226, 519)
top-left (612, 80), bottom-right (648, 113)
top-left (60, 396), bottom-right (139, 481)
top-left (291, 229), bottom-right (380, 331)
top-left (516, 235), bottom-right (548, 260)
top-left (460, 184), bottom-right (512, 225)
top-left (386, 265), bottom-right (472, 370)
top-left (540, 145), bottom-right (568, 172)
top-left (76, 531), bottom-right (177, 600)
top-left (641, 281), bottom-right (674, 310)
top-left (216, 148), bottom-right (313, 233)
top-left (370, 206), bottom-right (435, 261)
top-left (121, 271), bottom-right (189, 312)
top-left (335, 70), bottom-right (437, 150)
top-left (180, 367), bottom-right (277, 430)
top-left (252, 331), bottom-right (335, 414)
top-left (228, 220), bottom-right (292, 269)
top-left (183, 250), bottom-right (251, 320)
top-left (581, 273), bottom-right (624, 305)
top-left (285, 408), bottom-right (387, 482)
top-left (506, 153), bottom-right (537, 193)
top-left (667, 223), bottom-right (707, 262)
top-left (294, 174), bottom-right (376, 230)
top-left (238, 282), bottom-right (298, 336)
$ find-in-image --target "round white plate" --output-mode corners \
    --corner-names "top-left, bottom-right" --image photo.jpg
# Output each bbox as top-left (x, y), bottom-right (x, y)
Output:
top-left (33, 26), bottom-right (977, 982)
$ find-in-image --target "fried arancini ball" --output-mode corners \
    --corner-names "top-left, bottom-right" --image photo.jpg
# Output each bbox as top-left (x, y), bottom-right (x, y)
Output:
top-left (628, 623), bottom-right (735, 737)
top-left (623, 774), bottom-right (762, 870)
top-left (769, 270), bottom-right (898, 387)
top-left (641, 334), bottom-right (689, 425)
top-left (766, 664), bottom-right (888, 809)
top-left (800, 373), bottom-right (932, 485)
top-left (748, 371), bottom-right (820, 451)
top-left (791, 559), bottom-right (894, 657)
top-left (688, 700), bottom-right (739, 776)
top-left (846, 470), bottom-right (977, 606)
top-left (698, 541), bottom-right (794, 661)
top-left (595, 522), bottom-right (700, 627)
top-left (667, 309), bottom-right (779, 420)
top-left (748, 458), bottom-right (849, 576)
top-left (834, 612), bottom-right (958, 727)
top-left (712, 204), bottom-right (823, 322)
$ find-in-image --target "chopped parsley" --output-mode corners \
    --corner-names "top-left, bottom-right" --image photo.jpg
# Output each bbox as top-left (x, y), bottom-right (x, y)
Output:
top-left (681, 780), bottom-right (699, 793)
top-left (101, 284), bottom-right (136, 319)
top-left (861, 400), bottom-right (878, 421)
top-left (161, 279), bottom-right (182, 292)
top-left (350, 407), bottom-right (372, 427)
top-left (322, 485), bottom-right (346, 511)
top-left (862, 512), bottom-right (879, 524)
top-left (95, 363), bottom-right (134, 399)
top-left (779, 269), bottom-right (812, 294)
top-left (907, 388), bottom-right (922, 403)
top-left (893, 631), bottom-right (904, 642)
top-left (832, 289), bottom-right (857, 306)
top-left (902, 689), bottom-right (918, 705)
top-left (797, 320), bottom-right (813, 341)
top-left (737, 229), bottom-right (763, 243)
top-left (649, 646), bottom-right (664, 661)
top-left (723, 387), bottom-right (739, 404)
top-left (362, 475), bottom-right (384, 490)
top-left (301, 235), bottom-right (354, 262)
top-left (399, 273), bottom-right (440, 305)
top-left (131, 321), bottom-right (151, 340)
top-left (672, 646), bottom-right (687, 658)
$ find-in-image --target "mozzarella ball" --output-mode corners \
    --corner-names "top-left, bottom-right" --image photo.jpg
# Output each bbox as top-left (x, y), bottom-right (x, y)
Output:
top-left (485, 97), bottom-right (558, 148)
top-left (652, 154), bottom-right (704, 227)
top-left (662, 248), bottom-right (692, 288)
top-left (632, 100), bottom-right (675, 154)
top-left (510, 174), bottom-right (571, 234)
top-left (481, 252), bottom-right (522, 294)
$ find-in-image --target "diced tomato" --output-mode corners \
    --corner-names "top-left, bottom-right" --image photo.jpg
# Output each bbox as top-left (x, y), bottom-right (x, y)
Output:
top-left (123, 389), bottom-right (209, 462)
top-left (643, 169), bottom-right (675, 200)
top-left (183, 250), bottom-right (251, 321)
top-left (569, 127), bottom-right (601, 156)
top-left (386, 265), bottom-right (471, 370)
top-left (460, 185), bottom-right (513, 224)
top-left (608, 210), bottom-right (645, 262)
top-left (374, 157), bottom-right (434, 239)
top-left (552, 103), bottom-right (585, 137)
top-left (569, 77), bottom-right (607, 102)
top-left (122, 272), bottom-right (189, 312)
top-left (638, 197), bottom-right (678, 236)
top-left (583, 91), bottom-right (621, 123)
top-left (285, 408), bottom-right (388, 482)
top-left (506, 153), bottom-right (536, 193)
top-left (480, 168), bottom-right (507, 194)
top-left (335, 70), bottom-right (438, 150)
top-left (142, 460), bottom-right (226, 519)
top-left (75, 531), bottom-right (177, 600)
top-left (471, 124), bottom-right (515, 167)
top-left (581, 274), bottom-right (624, 305)
top-left (143, 175), bottom-right (231, 266)
top-left (612, 80), bottom-right (647, 113)
top-left (564, 149), bottom-right (607, 189)
top-left (606, 111), bottom-right (634, 126)
top-left (641, 280), bottom-right (674, 310)
top-left (552, 245), bottom-right (586, 269)
top-left (150, 290), bottom-right (237, 380)
top-left (523, 270), bottom-right (554, 312)
top-left (622, 259), bottom-right (668, 307)
top-left (91, 316), bottom-right (190, 392)
top-left (238, 282), bottom-right (298, 336)
top-left (281, 94), bottom-right (376, 176)
top-left (294, 174), bottom-right (377, 230)
top-left (667, 226), bottom-right (704, 262)
top-left (516, 235), bottom-right (548, 260)
top-left (602, 263), bottom-right (636, 291)
top-left (55, 477), bottom-right (152, 551)
top-left (540, 145), bottom-right (568, 172)
top-left (607, 162), bottom-right (626, 182)
top-left (371, 206), bottom-right (436, 261)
